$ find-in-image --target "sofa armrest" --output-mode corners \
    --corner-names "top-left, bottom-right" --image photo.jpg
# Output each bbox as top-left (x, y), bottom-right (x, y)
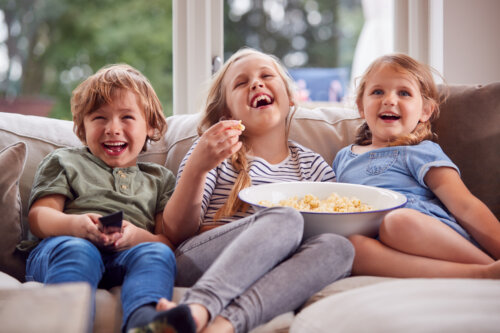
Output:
top-left (0, 272), bottom-right (92, 333)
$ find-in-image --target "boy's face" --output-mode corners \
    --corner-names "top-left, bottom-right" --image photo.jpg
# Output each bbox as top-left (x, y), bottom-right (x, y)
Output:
top-left (83, 89), bottom-right (153, 168)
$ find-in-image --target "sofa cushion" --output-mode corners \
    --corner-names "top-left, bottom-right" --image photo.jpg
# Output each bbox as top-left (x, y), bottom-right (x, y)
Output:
top-left (291, 278), bottom-right (500, 333)
top-left (302, 275), bottom-right (395, 308)
top-left (0, 272), bottom-right (92, 333)
top-left (162, 113), bottom-right (201, 175)
top-left (0, 142), bottom-right (28, 281)
top-left (290, 105), bottom-right (362, 165)
top-left (434, 83), bottom-right (500, 218)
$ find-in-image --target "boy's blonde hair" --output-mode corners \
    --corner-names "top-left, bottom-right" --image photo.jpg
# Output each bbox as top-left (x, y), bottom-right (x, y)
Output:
top-left (71, 64), bottom-right (166, 148)
top-left (198, 47), bottom-right (297, 221)
top-left (355, 53), bottom-right (442, 146)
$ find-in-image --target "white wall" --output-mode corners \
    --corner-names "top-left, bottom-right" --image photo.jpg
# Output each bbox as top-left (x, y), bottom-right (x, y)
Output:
top-left (443, 0), bottom-right (500, 85)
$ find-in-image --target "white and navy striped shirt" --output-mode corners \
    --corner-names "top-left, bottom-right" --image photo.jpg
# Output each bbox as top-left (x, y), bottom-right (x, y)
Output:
top-left (177, 140), bottom-right (336, 226)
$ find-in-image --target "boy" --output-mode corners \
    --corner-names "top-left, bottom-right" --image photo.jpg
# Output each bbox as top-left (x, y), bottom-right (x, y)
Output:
top-left (25, 64), bottom-right (196, 332)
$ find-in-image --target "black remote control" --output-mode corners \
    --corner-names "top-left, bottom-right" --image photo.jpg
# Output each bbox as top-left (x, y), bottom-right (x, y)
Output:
top-left (98, 211), bottom-right (123, 234)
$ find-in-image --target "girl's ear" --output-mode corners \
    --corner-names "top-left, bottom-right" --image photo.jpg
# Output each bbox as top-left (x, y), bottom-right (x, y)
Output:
top-left (287, 91), bottom-right (295, 107)
top-left (419, 101), bottom-right (434, 122)
top-left (356, 101), bottom-right (365, 119)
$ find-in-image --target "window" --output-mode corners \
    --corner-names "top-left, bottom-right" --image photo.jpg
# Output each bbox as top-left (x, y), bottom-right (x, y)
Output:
top-left (0, 0), bottom-right (173, 119)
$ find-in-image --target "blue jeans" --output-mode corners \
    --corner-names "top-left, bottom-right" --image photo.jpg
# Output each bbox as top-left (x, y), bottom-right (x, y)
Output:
top-left (26, 236), bottom-right (176, 331)
top-left (175, 207), bottom-right (355, 333)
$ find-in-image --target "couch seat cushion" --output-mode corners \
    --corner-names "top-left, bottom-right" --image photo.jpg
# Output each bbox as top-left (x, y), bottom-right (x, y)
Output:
top-left (291, 278), bottom-right (500, 333)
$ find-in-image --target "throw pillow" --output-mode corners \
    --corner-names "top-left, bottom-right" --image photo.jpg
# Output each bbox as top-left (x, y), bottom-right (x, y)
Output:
top-left (0, 141), bottom-right (27, 281)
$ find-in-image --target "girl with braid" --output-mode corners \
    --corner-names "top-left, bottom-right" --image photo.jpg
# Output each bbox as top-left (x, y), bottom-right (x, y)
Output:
top-left (157, 48), bottom-right (355, 333)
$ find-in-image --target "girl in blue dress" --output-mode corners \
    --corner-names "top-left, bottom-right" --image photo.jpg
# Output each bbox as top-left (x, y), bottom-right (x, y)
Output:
top-left (333, 53), bottom-right (500, 279)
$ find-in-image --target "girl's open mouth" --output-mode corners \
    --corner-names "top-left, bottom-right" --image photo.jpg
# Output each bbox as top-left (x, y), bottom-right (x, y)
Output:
top-left (379, 113), bottom-right (401, 120)
top-left (251, 93), bottom-right (274, 108)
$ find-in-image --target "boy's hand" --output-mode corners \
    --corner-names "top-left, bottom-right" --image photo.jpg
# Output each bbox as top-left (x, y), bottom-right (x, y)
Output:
top-left (190, 120), bottom-right (243, 172)
top-left (72, 213), bottom-right (121, 248)
top-left (109, 220), bottom-right (148, 251)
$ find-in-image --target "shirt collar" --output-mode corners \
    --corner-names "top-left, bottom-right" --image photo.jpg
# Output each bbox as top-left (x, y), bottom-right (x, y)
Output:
top-left (83, 147), bottom-right (140, 173)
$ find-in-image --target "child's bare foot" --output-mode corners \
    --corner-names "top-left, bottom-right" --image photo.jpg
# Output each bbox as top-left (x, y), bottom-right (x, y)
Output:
top-left (202, 315), bottom-right (234, 333)
top-left (189, 303), bottom-right (210, 332)
top-left (486, 260), bottom-right (500, 279)
top-left (156, 297), bottom-right (177, 311)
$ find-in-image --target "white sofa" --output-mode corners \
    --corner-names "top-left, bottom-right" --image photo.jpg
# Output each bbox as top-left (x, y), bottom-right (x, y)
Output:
top-left (0, 83), bottom-right (499, 332)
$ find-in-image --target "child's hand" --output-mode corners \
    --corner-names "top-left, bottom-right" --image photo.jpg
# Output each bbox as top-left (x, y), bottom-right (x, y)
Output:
top-left (110, 220), bottom-right (148, 251)
top-left (190, 120), bottom-right (244, 172)
top-left (72, 213), bottom-right (121, 247)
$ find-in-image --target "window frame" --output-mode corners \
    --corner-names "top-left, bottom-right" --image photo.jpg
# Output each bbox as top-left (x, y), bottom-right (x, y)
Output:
top-left (172, 0), bottom-right (223, 115)
top-left (394, 0), bottom-right (443, 79)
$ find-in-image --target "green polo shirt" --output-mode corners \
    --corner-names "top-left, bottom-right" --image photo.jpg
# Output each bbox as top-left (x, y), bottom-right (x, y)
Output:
top-left (29, 147), bottom-right (175, 232)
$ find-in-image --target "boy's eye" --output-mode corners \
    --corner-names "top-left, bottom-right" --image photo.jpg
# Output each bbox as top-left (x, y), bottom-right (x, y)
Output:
top-left (123, 115), bottom-right (135, 120)
top-left (399, 90), bottom-right (411, 97)
top-left (371, 89), bottom-right (383, 95)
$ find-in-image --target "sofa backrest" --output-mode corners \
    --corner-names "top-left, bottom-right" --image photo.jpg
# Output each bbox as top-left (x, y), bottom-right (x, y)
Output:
top-left (0, 106), bottom-right (363, 239)
top-left (433, 83), bottom-right (500, 219)
top-left (0, 82), bottom-right (498, 281)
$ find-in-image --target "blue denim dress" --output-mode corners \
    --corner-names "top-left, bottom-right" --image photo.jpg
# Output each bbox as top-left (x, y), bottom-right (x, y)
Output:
top-left (332, 140), bottom-right (473, 241)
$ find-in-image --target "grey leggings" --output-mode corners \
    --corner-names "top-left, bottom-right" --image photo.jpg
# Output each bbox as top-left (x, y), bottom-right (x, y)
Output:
top-left (174, 207), bottom-right (354, 333)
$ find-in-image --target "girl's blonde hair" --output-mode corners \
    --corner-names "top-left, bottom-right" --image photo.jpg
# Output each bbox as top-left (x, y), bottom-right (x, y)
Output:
top-left (198, 47), bottom-right (297, 221)
top-left (355, 53), bottom-right (443, 146)
top-left (71, 64), bottom-right (166, 149)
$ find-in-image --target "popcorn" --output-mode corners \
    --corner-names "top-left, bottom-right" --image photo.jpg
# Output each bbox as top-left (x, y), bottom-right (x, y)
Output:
top-left (233, 120), bottom-right (245, 131)
top-left (259, 193), bottom-right (372, 213)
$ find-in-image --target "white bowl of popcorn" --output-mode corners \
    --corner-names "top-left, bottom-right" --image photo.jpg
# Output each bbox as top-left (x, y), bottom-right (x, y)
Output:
top-left (239, 182), bottom-right (407, 238)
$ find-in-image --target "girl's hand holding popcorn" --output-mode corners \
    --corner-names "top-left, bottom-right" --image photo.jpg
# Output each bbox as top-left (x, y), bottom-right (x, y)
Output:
top-left (189, 120), bottom-right (244, 173)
